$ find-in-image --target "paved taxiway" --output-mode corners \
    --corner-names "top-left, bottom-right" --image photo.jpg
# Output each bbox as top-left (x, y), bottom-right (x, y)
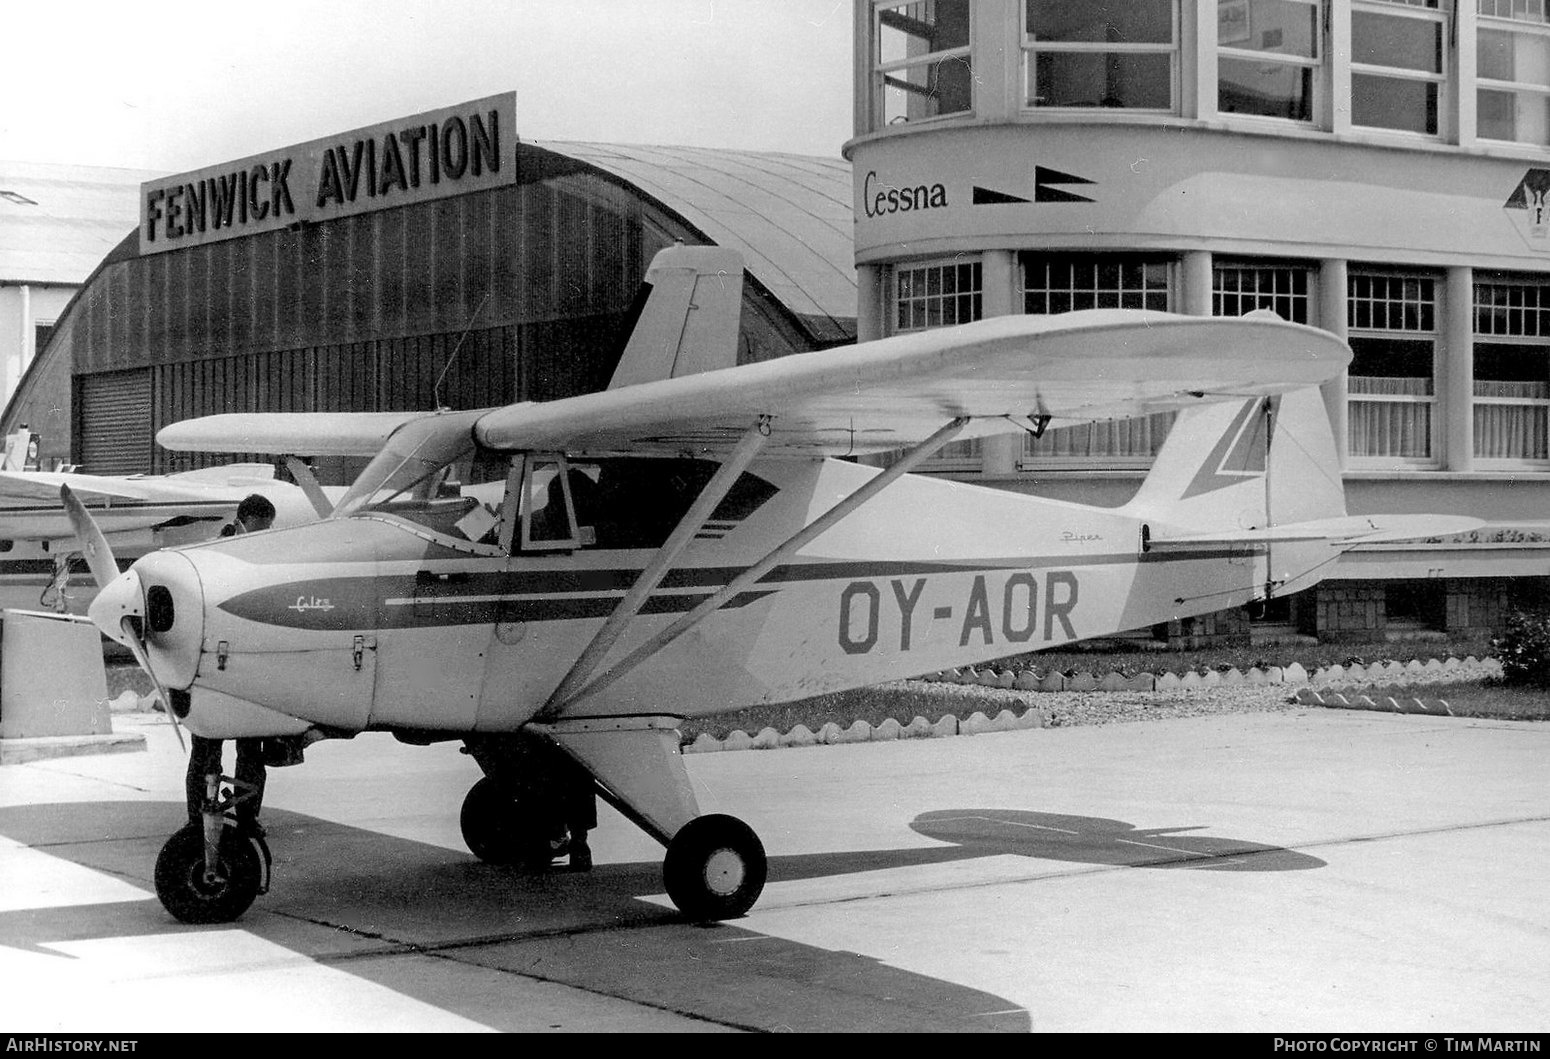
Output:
top-left (1, 705), bottom-right (1546, 1033)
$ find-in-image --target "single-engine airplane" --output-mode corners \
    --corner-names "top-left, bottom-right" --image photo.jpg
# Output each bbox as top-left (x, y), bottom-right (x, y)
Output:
top-left (70, 245), bottom-right (1477, 924)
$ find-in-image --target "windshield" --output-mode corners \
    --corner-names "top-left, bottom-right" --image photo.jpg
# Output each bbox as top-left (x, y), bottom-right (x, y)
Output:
top-left (333, 410), bottom-right (487, 520)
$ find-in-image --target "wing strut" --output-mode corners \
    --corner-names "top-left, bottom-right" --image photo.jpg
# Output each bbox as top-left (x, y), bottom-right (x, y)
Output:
top-left (562, 416), bottom-right (970, 712)
top-left (541, 418), bottom-right (772, 718)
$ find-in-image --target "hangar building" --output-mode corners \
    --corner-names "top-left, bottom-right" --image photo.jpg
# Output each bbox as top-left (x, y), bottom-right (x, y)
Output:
top-left (847, 0), bottom-right (1550, 643)
top-left (3, 94), bottom-right (854, 485)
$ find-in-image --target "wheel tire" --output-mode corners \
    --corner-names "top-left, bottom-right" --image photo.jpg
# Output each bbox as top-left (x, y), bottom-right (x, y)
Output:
top-left (459, 777), bottom-right (553, 866)
top-left (663, 814), bottom-right (767, 921)
top-left (154, 823), bottom-right (262, 925)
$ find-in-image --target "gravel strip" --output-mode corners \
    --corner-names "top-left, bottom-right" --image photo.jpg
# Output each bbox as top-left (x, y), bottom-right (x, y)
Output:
top-left (880, 680), bottom-right (1301, 728)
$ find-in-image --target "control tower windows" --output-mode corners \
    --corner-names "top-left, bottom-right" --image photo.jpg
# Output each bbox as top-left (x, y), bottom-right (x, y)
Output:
top-left (1477, 3), bottom-right (1550, 146)
top-left (1474, 278), bottom-right (1550, 463)
top-left (1218, 0), bottom-right (1323, 121)
top-left (1347, 272), bottom-right (1438, 463)
top-left (874, 1), bottom-right (974, 126)
top-left (1350, 0), bottom-right (1450, 135)
top-left (1024, 1), bottom-right (1177, 111)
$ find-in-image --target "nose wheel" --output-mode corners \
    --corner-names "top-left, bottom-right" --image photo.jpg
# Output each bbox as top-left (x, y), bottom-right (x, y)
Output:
top-left (663, 814), bottom-right (767, 921)
top-left (154, 823), bottom-right (267, 924)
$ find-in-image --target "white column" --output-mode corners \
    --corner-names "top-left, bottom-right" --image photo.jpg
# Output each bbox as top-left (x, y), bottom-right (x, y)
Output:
top-left (855, 263), bottom-right (884, 343)
top-left (852, 0), bottom-right (873, 138)
top-left (1179, 250), bottom-right (1213, 316)
top-left (980, 249), bottom-right (1019, 476)
top-left (1444, 266), bottom-right (1475, 472)
top-left (1319, 259), bottom-right (1349, 471)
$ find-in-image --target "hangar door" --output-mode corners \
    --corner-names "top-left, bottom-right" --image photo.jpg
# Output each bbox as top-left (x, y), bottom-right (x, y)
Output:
top-left (75, 369), bottom-right (153, 475)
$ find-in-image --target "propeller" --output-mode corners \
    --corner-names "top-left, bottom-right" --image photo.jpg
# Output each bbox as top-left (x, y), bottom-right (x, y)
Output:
top-left (61, 485), bottom-right (185, 750)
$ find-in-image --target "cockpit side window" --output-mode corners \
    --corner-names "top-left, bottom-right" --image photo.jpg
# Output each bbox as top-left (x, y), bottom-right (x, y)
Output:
top-left (513, 454), bottom-right (599, 553)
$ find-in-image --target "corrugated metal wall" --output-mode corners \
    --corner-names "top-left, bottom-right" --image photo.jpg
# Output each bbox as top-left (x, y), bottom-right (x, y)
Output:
top-left (75, 369), bottom-right (152, 474)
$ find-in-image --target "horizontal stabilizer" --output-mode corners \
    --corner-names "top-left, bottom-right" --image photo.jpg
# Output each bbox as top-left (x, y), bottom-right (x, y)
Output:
top-left (1150, 514), bottom-right (1483, 549)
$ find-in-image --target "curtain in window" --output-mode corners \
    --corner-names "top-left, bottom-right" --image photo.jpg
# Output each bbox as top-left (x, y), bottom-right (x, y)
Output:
top-left (1024, 412), bottom-right (1176, 459)
top-left (1474, 380), bottom-right (1550, 459)
top-left (1348, 376), bottom-right (1433, 458)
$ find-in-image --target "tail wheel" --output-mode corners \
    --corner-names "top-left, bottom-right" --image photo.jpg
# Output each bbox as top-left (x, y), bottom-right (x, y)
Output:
top-left (663, 814), bottom-right (767, 921)
top-left (154, 823), bottom-right (262, 924)
top-left (459, 777), bottom-right (556, 868)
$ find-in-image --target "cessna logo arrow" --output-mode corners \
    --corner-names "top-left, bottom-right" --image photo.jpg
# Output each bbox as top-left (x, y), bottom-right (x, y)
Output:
top-left (973, 166), bottom-right (1096, 205)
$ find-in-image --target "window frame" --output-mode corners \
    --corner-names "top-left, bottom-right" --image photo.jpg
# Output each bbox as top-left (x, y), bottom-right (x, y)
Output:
top-left (1471, 277), bottom-right (1550, 467)
top-left (872, 0), bottom-right (975, 129)
top-left (1021, 0), bottom-right (1181, 114)
top-left (1346, 270), bottom-right (1442, 469)
top-left (1348, 0), bottom-right (1453, 138)
top-left (1217, 0), bottom-right (1327, 125)
top-left (1476, 4), bottom-right (1550, 146)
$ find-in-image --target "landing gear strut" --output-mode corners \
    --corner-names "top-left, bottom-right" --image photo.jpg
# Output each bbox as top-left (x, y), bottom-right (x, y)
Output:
top-left (154, 769), bottom-right (270, 924)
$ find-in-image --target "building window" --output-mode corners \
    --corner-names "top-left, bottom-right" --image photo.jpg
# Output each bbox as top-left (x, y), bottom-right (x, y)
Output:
top-left (1021, 254), bottom-right (1174, 465)
top-left (1473, 278), bottom-right (1550, 462)
top-left (33, 323), bottom-right (55, 359)
top-left (894, 260), bottom-right (982, 332)
top-left (874, 1), bottom-right (974, 127)
top-left (1350, 0), bottom-right (1450, 135)
top-left (1213, 261), bottom-right (1313, 322)
top-left (1218, 0), bottom-right (1324, 122)
top-left (1021, 253), bottom-right (1171, 314)
top-left (893, 259), bottom-right (982, 464)
top-left (1477, 1), bottom-right (1550, 146)
top-left (1347, 272), bottom-right (1437, 463)
top-left (1024, 1), bottom-right (1178, 111)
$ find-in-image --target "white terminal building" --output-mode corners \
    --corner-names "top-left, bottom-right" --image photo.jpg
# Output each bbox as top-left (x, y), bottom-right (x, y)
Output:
top-left (845, 0), bottom-right (1550, 643)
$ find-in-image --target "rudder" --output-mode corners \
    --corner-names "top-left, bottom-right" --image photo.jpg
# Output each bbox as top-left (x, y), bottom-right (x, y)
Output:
top-left (1120, 386), bottom-right (1346, 533)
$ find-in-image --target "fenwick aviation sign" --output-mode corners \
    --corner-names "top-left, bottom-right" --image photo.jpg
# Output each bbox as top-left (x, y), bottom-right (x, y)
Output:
top-left (138, 92), bottom-right (517, 255)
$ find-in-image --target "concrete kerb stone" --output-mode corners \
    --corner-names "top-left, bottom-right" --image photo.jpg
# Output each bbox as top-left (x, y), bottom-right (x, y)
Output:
top-left (1, 732), bottom-right (147, 765)
top-left (680, 653), bottom-right (1488, 754)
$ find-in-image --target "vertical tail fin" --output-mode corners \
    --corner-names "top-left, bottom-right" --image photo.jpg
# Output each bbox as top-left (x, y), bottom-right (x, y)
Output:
top-left (1121, 386), bottom-right (1346, 532)
top-left (607, 245), bottom-right (745, 390)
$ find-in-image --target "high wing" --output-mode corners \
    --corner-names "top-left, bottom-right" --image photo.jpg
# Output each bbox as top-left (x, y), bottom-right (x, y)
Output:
top-left (153, 310), bottom-right (1350, 462)
top-left (472, 309), bottom-right (1351, 458)
top-left (155, 411), bottom-right (441, 457)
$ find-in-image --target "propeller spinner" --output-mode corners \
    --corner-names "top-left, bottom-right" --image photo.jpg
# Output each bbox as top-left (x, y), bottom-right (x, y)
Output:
top-left (61, 485), bottom-right (185, 750)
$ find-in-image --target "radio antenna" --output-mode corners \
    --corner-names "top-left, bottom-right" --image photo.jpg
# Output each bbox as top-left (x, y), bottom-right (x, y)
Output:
top-left (433, 291), bottom-right (492, 411)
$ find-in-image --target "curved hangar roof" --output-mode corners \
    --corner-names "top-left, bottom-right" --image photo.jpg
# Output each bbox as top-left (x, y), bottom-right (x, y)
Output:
top-left (0, 160), bottom-right (161, 284)
top-left (540, 141), bottom-right (856, 343)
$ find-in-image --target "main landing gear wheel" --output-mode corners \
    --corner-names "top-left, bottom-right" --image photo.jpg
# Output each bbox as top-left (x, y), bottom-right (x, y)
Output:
top-left (154, 823), bottom-right (262, 925)
top-left (460, 777), bottom-right (555, 868)
top-left (663, 814), bottom-right (767, 921)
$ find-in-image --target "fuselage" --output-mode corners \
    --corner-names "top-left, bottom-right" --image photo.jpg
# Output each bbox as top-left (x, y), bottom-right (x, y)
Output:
top-left (107, 458), bottom-right (1329, 739)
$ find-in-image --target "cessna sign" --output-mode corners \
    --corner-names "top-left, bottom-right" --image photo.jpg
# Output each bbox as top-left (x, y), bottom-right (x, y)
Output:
top-left (138, 93), bottom-right (516, 254)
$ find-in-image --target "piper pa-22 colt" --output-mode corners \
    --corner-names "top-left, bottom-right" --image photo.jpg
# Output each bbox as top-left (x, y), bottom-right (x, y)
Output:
top-left (70, 246), bottom-right (1476, 924)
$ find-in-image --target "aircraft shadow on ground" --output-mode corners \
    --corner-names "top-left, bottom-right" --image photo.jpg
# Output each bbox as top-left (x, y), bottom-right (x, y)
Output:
top-left (0, 800), bottom-right (1032, 1032)
top-left (905, 808), bottom-right (1327, 872)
